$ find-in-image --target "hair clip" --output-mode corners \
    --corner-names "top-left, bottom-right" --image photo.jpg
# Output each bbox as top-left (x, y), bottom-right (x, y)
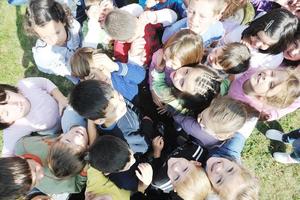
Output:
top-left (264, 20), bottom-right (274, 32)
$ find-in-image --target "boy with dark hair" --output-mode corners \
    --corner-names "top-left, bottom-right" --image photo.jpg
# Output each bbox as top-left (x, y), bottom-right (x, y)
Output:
top-left (69, 80), bottom-right (149, 154)
top-left (88, 135), bottom-right (153, 192)
top-left (103, 9), bottom-right (177, 66)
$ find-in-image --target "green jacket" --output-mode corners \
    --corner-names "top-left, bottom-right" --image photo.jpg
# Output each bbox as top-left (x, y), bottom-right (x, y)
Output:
top-left (15, 135), bottom-right (87, 195)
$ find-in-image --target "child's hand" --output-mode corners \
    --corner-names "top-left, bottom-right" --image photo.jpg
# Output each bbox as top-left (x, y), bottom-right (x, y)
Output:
top-left (85, 192), bottom-right (112, 200)
top-left (139, 10), bottom-right (157, 25)
top-left (98, 0), bottom-right (114, 25)
top-left (92, 53), bottom-right (118, 72)
top-left (152, 136), bottom-right (164, 158)
top-left (154, 49), bottom-right (165, 72)
top-left (128, 37), bottom-right (146, 66)
top-left (135, 163), bottom-right (153, 186)
top-left (259, 111), bottom-right (271, 121)
top-left (146, 0), bottom-right (158, 8)
top-left (151, 90), bottom-right (163, 108)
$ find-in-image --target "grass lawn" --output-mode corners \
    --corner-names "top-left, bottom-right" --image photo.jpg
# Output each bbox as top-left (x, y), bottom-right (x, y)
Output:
top-left (0, 1), bottom-right (299, 199)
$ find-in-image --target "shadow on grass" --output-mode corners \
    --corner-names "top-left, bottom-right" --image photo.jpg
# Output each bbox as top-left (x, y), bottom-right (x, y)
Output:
top-left (16, 6), bottom-right (35, 69)
top-left (256, 121), bottom-right (286, 155)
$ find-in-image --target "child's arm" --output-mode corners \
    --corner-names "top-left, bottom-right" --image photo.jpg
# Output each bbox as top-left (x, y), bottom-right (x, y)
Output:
top-left (115, 62), bottom-right (146, 84)
top-left (136, 163), bottom-right (153, 193)
top-left (151, 69), bottom-right (175, 102)
top-left (139, 9), bottom-right (178, 27)
top-left (51, 88), bottom-right (68, 116)
top-left (152, 136), bottom-right (164, 158)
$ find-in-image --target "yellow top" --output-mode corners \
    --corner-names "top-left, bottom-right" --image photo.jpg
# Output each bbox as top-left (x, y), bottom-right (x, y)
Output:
top-left (86, 167), bottom-right (131, 200)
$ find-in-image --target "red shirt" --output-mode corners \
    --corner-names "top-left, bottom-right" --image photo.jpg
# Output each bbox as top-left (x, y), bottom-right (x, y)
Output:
top-left (114, 23), bottom-right (163, 67)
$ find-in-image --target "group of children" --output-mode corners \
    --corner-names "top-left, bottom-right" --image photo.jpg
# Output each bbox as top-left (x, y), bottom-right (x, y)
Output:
top-left (1, 0), bottom-right (300, 199)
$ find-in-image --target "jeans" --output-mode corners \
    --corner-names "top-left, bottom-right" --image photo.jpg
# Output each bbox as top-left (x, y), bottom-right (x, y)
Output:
top-left (282, 129), bottom-right (300, 161)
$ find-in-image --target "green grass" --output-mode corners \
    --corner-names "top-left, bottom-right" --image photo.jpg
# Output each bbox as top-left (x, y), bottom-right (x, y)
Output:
top-left (0, 2), bottom-right (300, 199)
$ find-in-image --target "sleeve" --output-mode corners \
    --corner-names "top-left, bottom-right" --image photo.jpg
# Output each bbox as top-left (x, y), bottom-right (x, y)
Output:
top-left (114, 41), bottom-right (130, 63)
top-left (2, 127), bottom-right (32, 157)
top-left (32, 43), bottom-right (72, 77)
top-left (18, 77), bottom-right (57, 94)
top-left (268, 97), bottom-right (300, 121)
top-left (154, 9), bottom-right (177, 27)
top-left (173, 114), bottom-right (204, 140)
top-left (121, 3), bottom-right (144, 17)
top-left (162, 17), bottom-right (187, 43)
top-left (215, 133), bottom-right (246, 160)
top-left (116, 62), bottom-right (146, 84)
top-left (75, 174), bottom-right (88, 193)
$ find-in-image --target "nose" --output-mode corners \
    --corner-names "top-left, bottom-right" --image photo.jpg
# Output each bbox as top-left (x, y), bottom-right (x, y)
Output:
top-left (213, 162), bottom-right (224, 174)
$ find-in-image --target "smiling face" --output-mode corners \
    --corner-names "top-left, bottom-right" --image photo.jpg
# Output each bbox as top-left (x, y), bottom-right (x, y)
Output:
top-left (167, 157), bottom-right (199, 185)
top-left (27, 159), bottom-right (44, 188)
top-left (0, 90), bottom-right (31, 124)
top-left (60, 126), bottom-right (89, 152)
top-left (283, 39), bottom-right (300, 61)
top-left (249, 69), bottom-right (290, 97)
top-left (207, 47), bottom-right (224, 70)
top-left (34, 20), bottom-right (67, 46)
top-left (187, 0), bottom-right (220, 34)
top-left (206, 157), bottom-right (244, 194)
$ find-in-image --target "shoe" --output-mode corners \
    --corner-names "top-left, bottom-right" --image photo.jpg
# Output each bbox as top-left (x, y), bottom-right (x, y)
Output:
top-left (266, 129), bottom-right (285, 142)
top-left (273, 152), bottom-right (299, 164)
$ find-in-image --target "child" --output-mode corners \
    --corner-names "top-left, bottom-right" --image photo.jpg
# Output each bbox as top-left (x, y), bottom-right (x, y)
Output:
top-left (0, 157), bottom-right (43, 199)
top-left (0, 77), bottom-right (67, 157)
top-left (152, 64), bottom-right (221, 114)
top-left (14, 125), bottom-right (88, 194)
top-left (88, 135), bottom-right (153, 192)
top-left (25, 0), bottom-right (81, 83)
top-left (205, 113), bottom-right (259, 200)
top-left (229, 67), bottom-right (300, 121)
top-left (162, 0), bottom-right (227, 47)
top-left (82, 0), bottom-right (144, 48)
top-left (149, 29), bottom-right (204, 111)
top-left (282, 32), bottom-right (300, 67)
top-left (266, 128), bottom-right (300, 164)
top-left (222, 8), bottom-right (299, 69)
top-left (103, 9), bottom-right (177, 66)
top-left (207, 42), bottom-right (251, 75)
top-left (70, 47), bottom-right (145, 101)
top-left (207, 42), bottom-right (251, 95)
top-left (173, 96), bottom-right (249, 148)
top-left (69, 80), bottom-right (149, 153)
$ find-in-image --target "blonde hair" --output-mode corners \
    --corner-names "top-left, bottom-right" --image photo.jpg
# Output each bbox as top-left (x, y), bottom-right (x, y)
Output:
top-left (174, 166), bottom-right (212, 200)
top-left (85, 0), bottom-right (112, 7)
top-left (203, 96), bottom-right (248, 140)
top-left (264, 68), bottom-right (300, 108)
top-left (218, 164), bottom-right (259, 200)
top-left (221, 0), bottom-right (247, 20)
top-left (164, 29), bottom-right (204, 68)
top-left (189, 0), bottom-right (228, 16)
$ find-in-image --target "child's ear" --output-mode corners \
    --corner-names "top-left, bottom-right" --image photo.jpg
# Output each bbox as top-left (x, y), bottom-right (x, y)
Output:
top-left (93, 118), bottom-right (106, 125)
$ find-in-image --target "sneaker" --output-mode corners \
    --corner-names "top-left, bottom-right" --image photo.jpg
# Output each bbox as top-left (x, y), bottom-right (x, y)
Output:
top-left (266, 129), bottom-right (285, 143)
top-left (273, 152), bottom-right (299, 164)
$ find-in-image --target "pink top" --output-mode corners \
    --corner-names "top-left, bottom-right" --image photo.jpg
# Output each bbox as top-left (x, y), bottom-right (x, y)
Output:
top-left (2, 77), bottom-right (60, 157)
top-left (228, 69), bottom-right (300, 121)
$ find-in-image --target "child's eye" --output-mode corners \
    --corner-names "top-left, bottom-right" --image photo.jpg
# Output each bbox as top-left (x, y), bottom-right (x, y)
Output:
top-left (269, 82), bottom-right (274, 89)
top-left (185, 69), bottom-right (189, 75)
top-left (216, 178), bottom-right (222, 185)
top-left (227, 167), bottom-right (233, 173)
top-left (183, 167), bottom-right (188, 172)
top-left (180, 79), bottom-right (184, 87)
top-left (174, 175), bottom-right (180, 181)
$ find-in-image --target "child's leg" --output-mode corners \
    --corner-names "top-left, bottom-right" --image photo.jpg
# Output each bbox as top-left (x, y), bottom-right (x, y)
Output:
top-left (290, 138), bottom-right (300, 162)
top-left (282, 128), bottom-right (300, 144)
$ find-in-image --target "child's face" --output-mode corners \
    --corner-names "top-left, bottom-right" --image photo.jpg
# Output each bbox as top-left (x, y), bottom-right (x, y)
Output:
top-left (94, 90), bottom-right (127, 125)
top-left (86, 4), bottom-right (102, 21)
top-left (60, 126), bottom-right (89, 152)
top-left (283, 39), bottom-right (300, 61)
top-left (167, 157), bottom-right (200, 185)
top-left (249, 69), bottom-right (289, 97)
top-left (206, 157), bottom-right (243, 194)
top-left (27, 159), bottom-right (44, 188)
top-left (163, 48), bottom-right (182, 70)
top-left (170, 67), bottom-right (205, 95)
top-left (34, 20), bottom-right (67, 46)
top-left (277, 0), bottom-right (300, 17)
top-left (0, 90), bottom-right (30, 124)
top-left (98, 0), bottom-right (114, 25)
top-left (246, 31), bottom-right (277, 51)
top-left (207, 47), bottom-right (224, 70)
top-left (187, 0), bottom-right (220, 34)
